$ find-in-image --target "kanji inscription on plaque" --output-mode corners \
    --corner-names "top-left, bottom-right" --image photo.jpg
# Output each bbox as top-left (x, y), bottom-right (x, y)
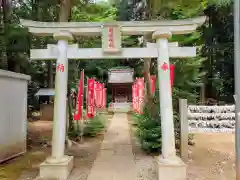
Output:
top-left (102, 24), bottom-right (121, 53)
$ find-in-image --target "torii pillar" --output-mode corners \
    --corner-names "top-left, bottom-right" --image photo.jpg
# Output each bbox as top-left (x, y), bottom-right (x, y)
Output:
top-left (39, 31), bottom-right (74, 180)
top-left (153, 30), bottom-right (187, 180)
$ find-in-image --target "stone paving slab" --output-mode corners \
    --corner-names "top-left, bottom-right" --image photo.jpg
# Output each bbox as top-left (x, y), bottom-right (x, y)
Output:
top-left (87, 113), bottom-right (137, 180)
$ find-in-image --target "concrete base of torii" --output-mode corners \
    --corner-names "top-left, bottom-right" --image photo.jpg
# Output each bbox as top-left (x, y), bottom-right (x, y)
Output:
top-left (157, 156), bottom-right (187, 180)
top-left (39, 155), bottom-right (74, 180)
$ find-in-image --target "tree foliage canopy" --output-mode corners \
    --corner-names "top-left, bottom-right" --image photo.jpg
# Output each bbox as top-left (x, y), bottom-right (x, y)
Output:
top-left (0, 0), bottom-right (235, 104)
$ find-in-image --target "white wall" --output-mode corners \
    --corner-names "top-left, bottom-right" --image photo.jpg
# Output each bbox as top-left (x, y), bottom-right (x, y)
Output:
top-left (0, 70), bottom-right (30, 162)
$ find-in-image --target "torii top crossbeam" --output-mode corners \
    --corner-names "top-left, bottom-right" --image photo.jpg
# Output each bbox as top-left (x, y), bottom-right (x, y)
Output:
top-left (20, 16), bottom-right (206, 36)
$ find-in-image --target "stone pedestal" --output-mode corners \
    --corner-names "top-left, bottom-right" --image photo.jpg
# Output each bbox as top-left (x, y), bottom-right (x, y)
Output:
top-left (157, 156), bottom-right (187, 180)
top-left (39, 156), bottom-right (74, 180)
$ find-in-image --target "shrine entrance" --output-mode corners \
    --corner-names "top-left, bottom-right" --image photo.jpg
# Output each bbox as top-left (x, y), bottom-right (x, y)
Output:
top-left (112, 84), bottom-right (131, 103)
top-left (20, 16), bottom-right (205, 180)
top-left (108, 68), bottom-right (133, 111)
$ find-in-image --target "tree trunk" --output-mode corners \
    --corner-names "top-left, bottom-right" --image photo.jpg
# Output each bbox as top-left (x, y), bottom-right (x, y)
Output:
top-left (48, 61), bottom-right (54, 88)
top-left (142, 4), bottom-right (158, 114)
top-left (59, 0), bottom-right (72, 22)
top-left (0, 23), bottom-right (8, 70)
top-left (0, 0), bottom-right (11, 70)
top-left (143, 35), bottom-right (154, 103)
top-left (143, 58), bottom-right (153, 99)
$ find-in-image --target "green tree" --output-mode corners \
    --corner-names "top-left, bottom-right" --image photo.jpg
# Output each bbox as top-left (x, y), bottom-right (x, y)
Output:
top-left (116, 0), bottom-right (206, 153)
top-left (201, 2), bottom-right (234, 102)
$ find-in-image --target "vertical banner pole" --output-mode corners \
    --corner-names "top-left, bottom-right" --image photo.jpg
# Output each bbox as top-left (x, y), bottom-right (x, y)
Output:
top-left (80, 70), bottom-right (85, 143)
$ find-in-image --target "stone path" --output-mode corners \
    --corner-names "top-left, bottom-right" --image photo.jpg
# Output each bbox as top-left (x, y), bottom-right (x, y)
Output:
top-left (87, 113), bottom-right (137, 180)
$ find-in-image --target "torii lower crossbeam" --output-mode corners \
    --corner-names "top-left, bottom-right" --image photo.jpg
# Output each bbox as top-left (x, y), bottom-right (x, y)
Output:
top-left (31, 47), bottom-right (196, 60)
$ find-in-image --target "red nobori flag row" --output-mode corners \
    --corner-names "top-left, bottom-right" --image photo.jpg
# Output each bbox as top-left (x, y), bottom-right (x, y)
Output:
top-left (132, 65), bottom-right (175, 114)
top-left (74, 71), bottom-right (107, 121)
top-left (132, 76), bottom-right (156, 114)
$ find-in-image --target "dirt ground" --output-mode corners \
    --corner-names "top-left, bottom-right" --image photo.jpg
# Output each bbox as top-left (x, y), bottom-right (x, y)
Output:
top-left (188, 133), bottom-right (235, 180)
top-left (0, 113), bottom-right (113, 180)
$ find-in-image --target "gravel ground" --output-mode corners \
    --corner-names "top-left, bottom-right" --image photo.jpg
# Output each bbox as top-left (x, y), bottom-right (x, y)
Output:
top-left (128, 115), bottom-right (158, 180)
top-left (132, 143), bottom-right (158, 180)
top-left (65, 137), bottom-right (104, 180)
top-left (187, 133), bottom-right (235, 180)
top-left (128, 114), bottom-right (236, 180)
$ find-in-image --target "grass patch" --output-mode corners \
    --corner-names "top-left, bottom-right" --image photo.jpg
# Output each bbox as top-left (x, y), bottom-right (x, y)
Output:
top-left (0, 151), bottom-right (47, 180)
top-left (69, 112), bottom-right (110, 138)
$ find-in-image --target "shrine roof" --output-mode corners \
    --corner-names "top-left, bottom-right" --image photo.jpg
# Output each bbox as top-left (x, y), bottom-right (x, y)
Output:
top-left (108, 68), bottom-right (134, 83)
top-left (109, 67), bottom-right (133, 72)
top-left (35, 88), bottom-right (55, 96)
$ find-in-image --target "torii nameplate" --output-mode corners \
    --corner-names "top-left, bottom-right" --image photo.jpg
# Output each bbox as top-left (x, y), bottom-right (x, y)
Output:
top-left (102, 24), bottom-right (122, 53)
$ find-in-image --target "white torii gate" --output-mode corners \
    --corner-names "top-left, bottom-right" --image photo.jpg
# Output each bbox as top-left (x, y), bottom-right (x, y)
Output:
top-left (20, 17), bottom-right (205, 180)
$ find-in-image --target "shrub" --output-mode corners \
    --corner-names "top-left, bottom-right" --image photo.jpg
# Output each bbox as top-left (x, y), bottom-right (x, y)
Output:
top-left (84, 113), bottom-right (106, 137)
top-left (135, 104), bottom-right (162, 153)
top-left (68, 113), bottom-right (106, 138)
top-left (132, 112), bottom-right (141, 125)
top-left (134, 101), bottom-right (195, 154)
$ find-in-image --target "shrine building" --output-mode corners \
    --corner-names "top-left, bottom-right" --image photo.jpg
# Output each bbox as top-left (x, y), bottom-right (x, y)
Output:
top-left (108, 67), bottom-right (134, 111)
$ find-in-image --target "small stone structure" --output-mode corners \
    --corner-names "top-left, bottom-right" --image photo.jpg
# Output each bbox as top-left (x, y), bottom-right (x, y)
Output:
top-left (188, 104), bottom-right (235, 132)
top-left (179, 99), bottom-right (235, 133)
top-left (0, 70), bottom-right (30, 163)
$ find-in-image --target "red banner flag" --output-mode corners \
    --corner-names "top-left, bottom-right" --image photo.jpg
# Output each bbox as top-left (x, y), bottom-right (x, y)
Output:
top-left (170, 64), bottom-right (175, 91)
top-left (136, 78), bottom-right (144, 114)
top-left (87, 78), bottom-right (95, 119)
top-left (94, 82), bottom-right (104, 108)
top-left (132, 82), bottom-right (139, 112)
top-left (150, 75), bottom-right (156, 95)
top-left (74, 70), bottom-right (84, 121)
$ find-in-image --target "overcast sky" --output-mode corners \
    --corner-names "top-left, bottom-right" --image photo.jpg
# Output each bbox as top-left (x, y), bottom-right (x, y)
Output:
top-left (95, 0), bottom-right (108, 2)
